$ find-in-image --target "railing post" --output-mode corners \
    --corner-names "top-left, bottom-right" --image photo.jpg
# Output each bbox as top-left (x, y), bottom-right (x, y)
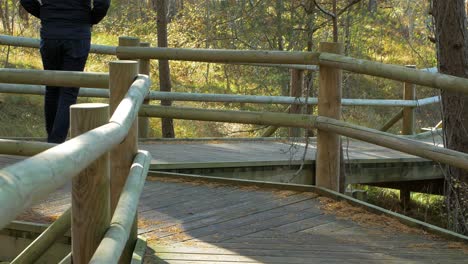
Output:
top-left (316, 42), bottom-right (343, 192)
top-left (289, 69), bottom-right (304, 137)
top-left (401, 65), bottom-right (416, 209)
top-left (117, 36), bottom-right (140, 60)
top-left (109, 60), bottom-right (139, 263)
top-left (139, 42), bottom-right (151, 138)
top-left (70, 103), bottom-right (110, 264)
top-left (402, 65), bottom-right (416, 135)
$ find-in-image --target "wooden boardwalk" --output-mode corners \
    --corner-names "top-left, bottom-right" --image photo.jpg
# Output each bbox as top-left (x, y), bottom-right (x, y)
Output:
top-left (14, 177), bottom-right (468, 264)
top-left (143, 138), bottom-right (441, 166)
top-left (0, 137), bottom-right (445, 185)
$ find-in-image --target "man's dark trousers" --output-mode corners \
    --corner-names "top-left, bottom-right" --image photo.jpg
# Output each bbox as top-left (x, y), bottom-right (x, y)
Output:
top-left (40, 39), bottom-right (90, 143)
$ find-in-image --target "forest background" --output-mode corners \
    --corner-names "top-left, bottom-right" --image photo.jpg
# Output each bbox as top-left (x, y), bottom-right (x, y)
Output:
top-left (0, 0), bottom-right (452, 229)
top-left (0, 0), bottom-right (441, 138)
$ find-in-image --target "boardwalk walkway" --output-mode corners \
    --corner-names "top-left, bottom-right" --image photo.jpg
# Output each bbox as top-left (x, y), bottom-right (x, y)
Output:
top-left (0, 137), bottom-right (445, 185)
top-left (14, 177), bottom-right (468, 264)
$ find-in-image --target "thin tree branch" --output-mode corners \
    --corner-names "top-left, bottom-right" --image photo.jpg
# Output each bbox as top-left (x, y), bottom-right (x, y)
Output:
top-left (313, 0), bottom-right (335, 18)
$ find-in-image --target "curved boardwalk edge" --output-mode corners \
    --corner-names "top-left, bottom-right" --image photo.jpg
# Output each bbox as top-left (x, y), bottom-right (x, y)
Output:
top-left (3, 171), bottom-right (467, 264)
top-left (148, 172), bottom-right (468, 243)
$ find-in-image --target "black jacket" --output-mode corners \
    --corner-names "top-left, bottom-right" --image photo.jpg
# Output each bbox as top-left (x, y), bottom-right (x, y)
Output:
top-left (20, 0), bottom-right (110, 39)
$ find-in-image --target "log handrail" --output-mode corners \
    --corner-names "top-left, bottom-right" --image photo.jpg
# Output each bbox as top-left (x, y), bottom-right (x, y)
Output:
top-left (0, 83), bottom-right (441, 107)
top-left (90, 150), bottom-right (151, 263)
top-left (0, 74), bottom-right (150, 229)
top-left (0, 68), bottom-right (109, 88)
top-left (3, 34), bottom-right (468, 96)
top-left (139, 105), bottom-right (468, 171)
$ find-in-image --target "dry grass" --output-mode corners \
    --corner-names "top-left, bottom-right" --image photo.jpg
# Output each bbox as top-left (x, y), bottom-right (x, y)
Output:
top-left (138, 218), bottom-right (163, 229)
top-left (318, 197), bottom-right (421, 234)
top-left (272, 190), bottom-right (299, 198)
top-left (446, 242), bottom-right (468, 253)
top-left (147, 176), bottom-right (228, 188)
top-left (318, 196), bottom-right (468, 254)
top-left (15, 208), bottom-right (61, 224)
top-left (146, 223), bottom-right (193, 245)
top-left (407, 243), bottom-right (438, 249)
top-left (149, 176), bottom-right (314, 197)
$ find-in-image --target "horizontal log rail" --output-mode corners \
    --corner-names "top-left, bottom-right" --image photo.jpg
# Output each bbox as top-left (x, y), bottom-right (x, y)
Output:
top-left (0, 35), bottom-right (318, 71)
top-left (0, 83), bottom-right (441, 107)
top-left (90, 150), bottom-right (151, 263)
top-left (0, 68), bottom-right (109, 88)
top-left (2, 34), bottom-right (468, 94)
top-left (417, 96), bottom-right (440, 106)
top-left (11, 208), bottom-right (71, 264)
top-left (0, 83), bottom-right (108, 98)
top-left (319, 53), bottom-right (468, 94)
top-left (144, 92), bottom-right (439, 107)
top-left (139, 105), bottom-right (468, 171)
top-left (116, 46), bottom-right (319, 65)
top-left (4, 34), bottom-right (468, 95)
top-left (0, 139), bottom-right (56, 156)
top-left (0, 74), bottom-right (150, 229)
top-left (0, 34), bottom-right (116, 55)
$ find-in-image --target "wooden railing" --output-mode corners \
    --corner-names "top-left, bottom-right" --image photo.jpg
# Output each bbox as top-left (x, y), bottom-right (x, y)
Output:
top-left (1, 35), bottom-right (467, 263)
top-left (0, 60), bottom-right (151, 263)
top-left (0, 35), bottom-right (440, 138)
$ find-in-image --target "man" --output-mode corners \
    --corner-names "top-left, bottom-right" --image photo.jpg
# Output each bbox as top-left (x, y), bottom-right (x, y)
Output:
top-left (20, 0), bottom-right (110, 143)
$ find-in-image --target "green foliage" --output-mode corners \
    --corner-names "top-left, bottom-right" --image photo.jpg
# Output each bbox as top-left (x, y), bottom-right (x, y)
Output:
top-left (0, 94), bottom-right (44, 137)
top-left (360, 185), bottom-right (447, 228)
top-left (0, 0), bottom-right (440, 138)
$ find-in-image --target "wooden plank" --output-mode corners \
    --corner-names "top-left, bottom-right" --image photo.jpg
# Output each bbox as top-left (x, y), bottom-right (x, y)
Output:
top-left (138, 186), bottom-right (289, 234)
top-left (185, 241), bottom-right (465, 254)
top-left (153, 251), bottom-right (468, 263)
top-left (267, 213), bottom-right (335, 233)
top-left (138, 182), bottom-right (237, 213)
top-left (151, 246), bottom-right (468, 259)
top-left (151, 194), bottom-right (318, 242)
top-left (142, 192), bottom-right (312, 239)
top-left (141, 183), bottom-right (291, 220)
top-left (138, 185), bottom-right (261, 224)
top-left (198, 208), bottom-right (324, 243)
top-left (300, 219), bottom-right (357, 234)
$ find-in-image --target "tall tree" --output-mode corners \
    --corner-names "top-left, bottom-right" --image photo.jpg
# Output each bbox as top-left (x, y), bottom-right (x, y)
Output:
top-left (433, 0), bottom-right (468, 234)
top-left (157, 0), bottom-right (175, 138)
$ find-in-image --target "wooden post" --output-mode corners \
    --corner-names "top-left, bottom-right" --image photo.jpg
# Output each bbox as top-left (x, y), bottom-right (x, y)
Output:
top-left (70, 103), bottom-right (110, 264)
top-left (316, 42), bottom-right (343, 191)
top-left (139, 42), bottom-right (151, 138)
top-left (289, 69), bottom-right (304, 137)
top-left (401, 65), bottom-right (416, 208)
top-left (117, 36), bottom-right (140, 60)
top-left (400, 187), bottom-right (411, 211)
top-left (402, 65), bottom-right (416, 135)
top-left (109, 60), bottom-right (139, 263)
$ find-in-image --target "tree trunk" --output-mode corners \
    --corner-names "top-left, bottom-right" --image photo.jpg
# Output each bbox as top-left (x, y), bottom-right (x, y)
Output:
top-left (0, 0), bottom-right (11, 33)
top-left (433, 0), bottom-right (468, 235)
top-left (332, 0), bottom-right (338, 42)
top-left (368, 0), bottom-right (378, 13)
top-left (18, 5), bottom-right (29, 26)
top-left (305, 0), bottom-right (316, 137)
top-left (157, 0), bottom-right (175, 138)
